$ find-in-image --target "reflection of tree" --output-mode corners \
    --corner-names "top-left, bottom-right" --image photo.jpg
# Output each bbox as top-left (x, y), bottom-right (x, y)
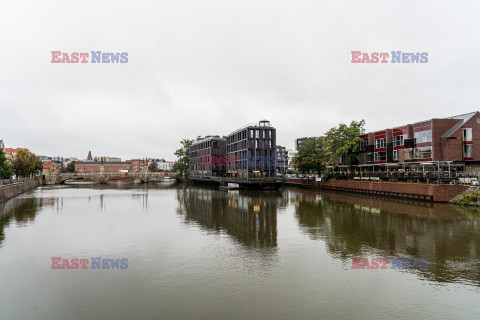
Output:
top-left (176, 187), bottom-right (281, 250)
top-left (290, 189), bottom-right (480, 286)
top-left (0, 197), bottom-right (42, 246)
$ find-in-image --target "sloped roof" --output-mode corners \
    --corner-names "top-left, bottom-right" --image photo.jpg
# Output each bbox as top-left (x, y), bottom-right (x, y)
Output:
top-left (43, 162), bottom-right (53, 169)
top-left (4, 147), bottom-right (27, 154)
top-left (442, 112), bottom-right (478, 138)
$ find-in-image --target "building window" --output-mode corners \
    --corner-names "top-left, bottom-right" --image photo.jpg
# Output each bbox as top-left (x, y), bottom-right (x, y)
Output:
top-left (255, 130), bottom-right (259, 138)
top-left (367, 153), bottom-right (374, 162)
top-left (358, 140), bottom-right (367, 151)
top-left (463, 128), bottom-right (473, 142)
top-left (393, 135), bottom-right (404, 147)
top-left (414, 146), bottom-right (432, 159)
top-left (414, 130), bottom-right (432, 144)
top-left (393, 150), bottom-right (399, 161)
top-left (464, 144), bottom-right (473, 158)
top-left (374, 138), bottom-right (386, 149)
top-left (374, 152), bottom-right (386, 161)
top-left (255, 140), bottom-right (258, 148)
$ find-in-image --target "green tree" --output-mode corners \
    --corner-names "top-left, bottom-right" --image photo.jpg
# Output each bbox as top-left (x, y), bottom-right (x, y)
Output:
top-left (63, 161), bottom-right (76, 173)
top-left (11, 149), bottom-right (39, 177)
top-left (174, 139), bottom-right (195, 177)
top-left (293, 137), bottom-right (327, 174)
top-left (0, 148), bottom-right (13, 179)
top-left (148, 162), bottom-right (158, 172)
top-left (323, 120), bottom-right (366, 165)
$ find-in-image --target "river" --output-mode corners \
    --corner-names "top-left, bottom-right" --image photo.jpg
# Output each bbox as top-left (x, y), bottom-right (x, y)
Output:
top-left (0, 182), bottom-right (479, 319)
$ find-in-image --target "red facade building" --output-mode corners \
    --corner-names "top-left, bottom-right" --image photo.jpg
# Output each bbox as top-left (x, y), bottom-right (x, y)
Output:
top-left (357, 111), bottom-right (480, 166)
top-left (75, 159), bottom-right (147, 173)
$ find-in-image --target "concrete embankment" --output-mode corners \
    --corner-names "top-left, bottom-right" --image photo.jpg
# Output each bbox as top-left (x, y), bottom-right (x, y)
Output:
top-left (0, 180), bottom-right (41, 203)
top-left (285, 179), bottom-right (469, 202)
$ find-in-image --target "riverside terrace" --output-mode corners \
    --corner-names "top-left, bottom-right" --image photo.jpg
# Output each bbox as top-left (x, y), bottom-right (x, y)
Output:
top-left (329, 161), bottom-right (476, 184)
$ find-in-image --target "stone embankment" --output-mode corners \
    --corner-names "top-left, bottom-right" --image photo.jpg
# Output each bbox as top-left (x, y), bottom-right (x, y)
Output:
top-left (0, 180), bottom-right (41, 202)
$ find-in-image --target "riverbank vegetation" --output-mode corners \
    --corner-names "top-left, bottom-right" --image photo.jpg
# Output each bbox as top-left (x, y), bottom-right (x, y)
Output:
top-left (293, 120), bottom-right (366, 178)
top-left (452, 188), bottom-right (480, 206)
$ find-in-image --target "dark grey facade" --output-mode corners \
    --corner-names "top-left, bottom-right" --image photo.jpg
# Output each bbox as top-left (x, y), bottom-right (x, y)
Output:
top-left (276, 145), bottom-right (288, 172)
top-left (226, 120), bottom-right (276, 179)
top-left (295, 137), bottom-right (308, 150)
top-left (189, 136), bottom-right (226, 179)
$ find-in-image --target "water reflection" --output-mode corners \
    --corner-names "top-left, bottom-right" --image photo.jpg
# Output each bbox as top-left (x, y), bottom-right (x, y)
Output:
top-left (287, 188), bottom-right (480, 286)
top-left (176, 186), bottom-right (282, 249)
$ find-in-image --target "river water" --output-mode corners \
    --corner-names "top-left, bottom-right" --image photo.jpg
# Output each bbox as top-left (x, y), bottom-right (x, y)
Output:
top-left (0, 182), bottom-right (479, 319)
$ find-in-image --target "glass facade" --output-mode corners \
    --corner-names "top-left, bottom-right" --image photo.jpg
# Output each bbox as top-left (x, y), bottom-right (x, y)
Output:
top-left (414, 130), bottom-right (432, 144)
top-left (414, 146), bottom-right (432, 159)
top-left (374, 152), bottom-right (387, 161)
top-left (464, 144), bottom-right (473, 158)
top-left (463, 128), bottom-right (473, 142)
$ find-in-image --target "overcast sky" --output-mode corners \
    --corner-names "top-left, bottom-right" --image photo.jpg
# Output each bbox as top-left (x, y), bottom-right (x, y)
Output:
top-left (1, 0), bottom-right (479, 160)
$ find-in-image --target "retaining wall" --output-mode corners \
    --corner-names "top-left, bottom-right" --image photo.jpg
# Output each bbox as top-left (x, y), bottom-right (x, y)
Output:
top-left (285, 179), bottom-right (468, 202)
top-left (0, 180), bottom-right (41, 202)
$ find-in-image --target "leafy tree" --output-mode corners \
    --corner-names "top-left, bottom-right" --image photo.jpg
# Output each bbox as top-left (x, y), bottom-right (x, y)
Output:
top-left (174, 139), bottom-right (194, 177)
top-left (0, 148), bottom-right (13, 179)
top-left (63, 161), bottom-right (76, 173)
top-left (293, 137), bottom-right (327, 174)
top-left (148, 162), bottom-right (158, 171)
top-left (323, 120), bottom-right (365, 165)
top-left (11, 149), bottom-right (39, 177)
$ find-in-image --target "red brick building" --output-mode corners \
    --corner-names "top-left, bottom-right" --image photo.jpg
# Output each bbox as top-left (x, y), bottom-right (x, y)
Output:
top-left (75, 159), bottom-right (148, 173)
top-left (75, 162), bottom-right (131, 173)
top-left (128, 159), bottom-right (147, 172)
top-left (355, 111), bottom-right (480, 167)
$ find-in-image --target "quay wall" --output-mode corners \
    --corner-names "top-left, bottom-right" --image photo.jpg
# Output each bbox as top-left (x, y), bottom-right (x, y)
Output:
top-left (285, 179), bottom-right (468, 202)
top-left (0, 180), bottom-right (41, 203)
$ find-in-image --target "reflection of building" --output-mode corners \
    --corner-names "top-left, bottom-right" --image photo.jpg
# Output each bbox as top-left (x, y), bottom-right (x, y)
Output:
top-left (177, 187), bottom-right (279, 248)
top-left (288, 188), bottom-right (480, 285)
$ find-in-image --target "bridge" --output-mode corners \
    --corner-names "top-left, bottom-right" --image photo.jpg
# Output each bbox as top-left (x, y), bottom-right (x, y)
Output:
top-left (56, 172), bottom-right (183, 184)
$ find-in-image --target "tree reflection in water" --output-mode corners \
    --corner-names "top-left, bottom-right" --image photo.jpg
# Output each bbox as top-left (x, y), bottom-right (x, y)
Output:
top-left (288, 188), bottom-right (480, 286)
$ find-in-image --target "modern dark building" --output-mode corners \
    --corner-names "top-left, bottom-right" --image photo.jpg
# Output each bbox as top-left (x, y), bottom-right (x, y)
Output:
top-left (188, 136), bottom-right (226, 179)
top-left (276, 145), bottom-right (288, 173)
top-left (295, 137), bottom-right (308, 150)
top-left (226, 120), bottom-right (276, 179)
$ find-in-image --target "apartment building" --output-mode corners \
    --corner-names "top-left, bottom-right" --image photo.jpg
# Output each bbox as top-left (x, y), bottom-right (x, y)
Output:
top-left (356, 111), bottom-right (480, 166)
top-left (225, 120), bottom-right (276, 179)
top-left (188, 136), bottom-right (227, 178)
